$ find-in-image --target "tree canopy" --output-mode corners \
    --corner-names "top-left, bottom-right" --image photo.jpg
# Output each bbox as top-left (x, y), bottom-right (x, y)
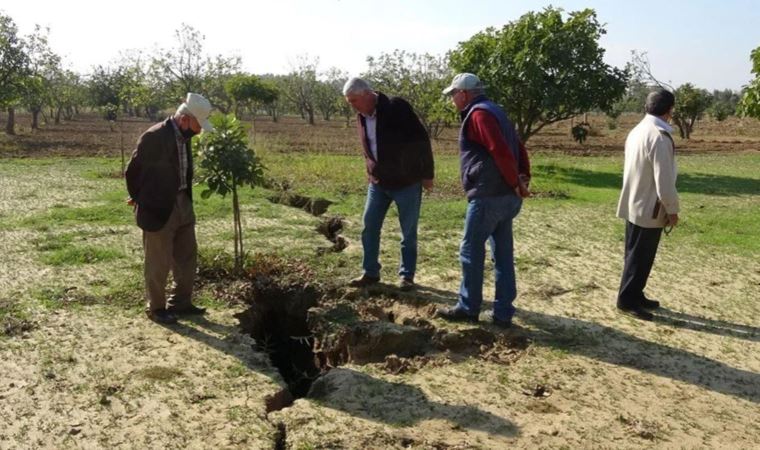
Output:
top-left (737, 46), bottom-right (760, 119)
top-left (449, 7), bottom-right (628, 142)
top-left (672, 83), bottom-right (712, 139)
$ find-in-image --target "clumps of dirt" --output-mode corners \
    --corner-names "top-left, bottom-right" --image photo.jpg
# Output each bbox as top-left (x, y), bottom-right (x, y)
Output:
top-left (310, 296), bottom-right (530, 374)
top-left (206, 255), bottom-right (531, 412)
top-left (522, 384), bottom-right (552, 398)
top-left (617, 414), bottom-right (664, 441)
top-left (532, 284), bottom-right (572, 300)
top-left (530, 189), bottom-right (571, 199)
top-left (1, 315), bottom-right (36, 336)
top-left (267, 191), bottom-right (333, 216)
top-left (36, 286), bottom-right (100, 306)
top-left (316, 216), bottom-right (347, 255)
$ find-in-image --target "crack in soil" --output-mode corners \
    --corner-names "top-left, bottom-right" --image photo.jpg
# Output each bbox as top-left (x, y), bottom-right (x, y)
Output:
top-left (267, 191), bottom-right (333, 216)
top-left (315, 216), bottom-right (347, 255)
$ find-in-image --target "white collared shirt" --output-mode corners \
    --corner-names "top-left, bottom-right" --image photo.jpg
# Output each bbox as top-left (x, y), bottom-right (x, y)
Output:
top-left (650, 114), bottom-right (674, 134)
top-left (363, 112), bottom-right (378, 161)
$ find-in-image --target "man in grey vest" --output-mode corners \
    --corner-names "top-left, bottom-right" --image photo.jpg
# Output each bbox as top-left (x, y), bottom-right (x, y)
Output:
top-left (616, 89), bottom-right (679, 321)
top-left (436, 73), bottom-right (531, 328)
top-left (126, 93), bottom-right (213, 324)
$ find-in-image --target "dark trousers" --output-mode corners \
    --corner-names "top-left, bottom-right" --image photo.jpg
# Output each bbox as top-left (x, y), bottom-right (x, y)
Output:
top-left (617, 221), bottom-right (663, 308)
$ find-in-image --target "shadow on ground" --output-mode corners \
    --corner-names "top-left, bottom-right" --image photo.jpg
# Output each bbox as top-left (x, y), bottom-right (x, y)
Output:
top-left (410, 285), bottom-right (760, 403)
top-left (534, 164), bottom-right (760, 196)
top-left (308, 367), bottom-right (520, 438)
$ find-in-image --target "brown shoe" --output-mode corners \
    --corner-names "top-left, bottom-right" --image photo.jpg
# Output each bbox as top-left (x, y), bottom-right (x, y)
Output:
top-left (436, 307), bottom-right (479, 324)
top-left (348, 274), bottom-right (380, 287)
top-left (147, 309), bottom-right (178, 324)
top-left (167, 303), bottom-right (207, 316)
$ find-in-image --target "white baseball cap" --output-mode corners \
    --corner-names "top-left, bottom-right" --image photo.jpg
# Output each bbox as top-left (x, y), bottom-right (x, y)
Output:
top-left (181, 92), bottom-right (214, 132)
top-left (442, 73), bottom-right (485, 95)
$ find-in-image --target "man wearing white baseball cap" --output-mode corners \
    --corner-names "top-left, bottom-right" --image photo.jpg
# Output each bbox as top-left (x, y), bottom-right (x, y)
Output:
top-left (126, 92), bottom-right (214, 324)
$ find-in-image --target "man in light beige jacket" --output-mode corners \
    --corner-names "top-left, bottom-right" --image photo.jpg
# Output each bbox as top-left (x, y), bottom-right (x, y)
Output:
top-left (616, 89), bottom-right (679, 321)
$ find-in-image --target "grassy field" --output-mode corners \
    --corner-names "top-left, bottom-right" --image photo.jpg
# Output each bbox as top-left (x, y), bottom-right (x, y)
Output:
top-left (1, 113), bottom-right (759, 449)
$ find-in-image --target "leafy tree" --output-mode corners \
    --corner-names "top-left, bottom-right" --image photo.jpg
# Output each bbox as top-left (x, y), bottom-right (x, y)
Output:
top-left (113, 50), bottom-right (168, 120)
top-left (149, 24), bottom-right (241, 108)
top-left (225, 73), bottom-right (278, 116)
top-left (281, 55), bottom-right (319, 125)
top-left (196, 115), bottom-right (265, 272)
top-left (313, 67), bottom-right (347, 121)
top-left (672, 83), bottom-right (712, 139)
top-left (88, 65), bottom-right (123, 119)
top-left (21, 25), bottom-right (60, 129)
top-left (261, 74), bottom-right (289, 122)
top-left (49, 69), bottom-right (85, 123)
top-left (737, 46), bottom-right (760, 119)
top-left (0, 13), bottom-right (29, 135)
top-left (365, 50), bottom-right (454, 138)
top-left (449, 7), bottom-right (628, 142)
top-left (225, 73), bottom-right (279, 142)
top-left (709, 89), bottom-right (740, 121)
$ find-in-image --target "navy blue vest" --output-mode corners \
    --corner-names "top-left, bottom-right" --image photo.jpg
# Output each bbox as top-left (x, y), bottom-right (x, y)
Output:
top-left (459, 97), bottom-right (520, 199)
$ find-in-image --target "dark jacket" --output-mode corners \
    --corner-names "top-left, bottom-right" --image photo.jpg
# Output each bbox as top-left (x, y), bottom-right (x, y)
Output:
top-left (356, 92), bottom-right (434, 189)
top-left (125, 118), bottom-right (193, 231)
top-left (459, 96), bottom-right (521, 199)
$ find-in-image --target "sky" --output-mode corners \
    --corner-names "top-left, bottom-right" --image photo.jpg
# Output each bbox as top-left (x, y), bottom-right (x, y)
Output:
top-left (2, 0), bottom-right (759, 91)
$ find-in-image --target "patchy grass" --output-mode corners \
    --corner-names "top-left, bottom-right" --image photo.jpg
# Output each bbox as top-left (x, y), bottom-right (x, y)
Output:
top-left (40, 244), bottom-right (124, 266)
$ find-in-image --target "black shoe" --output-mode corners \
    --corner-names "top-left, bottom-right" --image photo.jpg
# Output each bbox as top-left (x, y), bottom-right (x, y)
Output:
top-left (399, 277), bottom-right (415, 292)
top-left (349, 274), bottom-right (380, 287)
top-left (436, 307), bottom-right (479, 324)
top-left (167, 303), bottom-right (207, 316)
top-left (640, 298), bottom-right (660, 310)
top-left (147, 309), bottom-right (178, 324)
top-left (484, 311), bottom-right (512, 329)
top-left (617, 305), bottom-right (654, 321)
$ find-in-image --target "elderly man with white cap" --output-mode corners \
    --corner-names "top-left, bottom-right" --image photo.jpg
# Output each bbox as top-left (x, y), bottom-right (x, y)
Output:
top-left (436, 73), bottom-right (531, 328)
top-left (126, 93), bottom-right (214, 324)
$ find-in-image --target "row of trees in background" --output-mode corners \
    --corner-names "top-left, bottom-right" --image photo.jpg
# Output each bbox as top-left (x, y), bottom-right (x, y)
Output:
top-left (2, 9), bottom-right (760, 142)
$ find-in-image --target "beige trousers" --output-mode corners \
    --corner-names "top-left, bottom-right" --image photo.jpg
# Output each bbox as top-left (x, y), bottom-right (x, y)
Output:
top-left (143, 192), bottom-right (197, 312)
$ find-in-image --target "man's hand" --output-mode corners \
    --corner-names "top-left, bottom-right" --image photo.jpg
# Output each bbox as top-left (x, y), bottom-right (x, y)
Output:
top-left (126, 197), bottom-right (137, 211)
top-left (517, 174), bottom-right (531, 198)
top-left (422, 179), bottom-right (434, 193)
top-left (666, 213), bottom-right (679, 227)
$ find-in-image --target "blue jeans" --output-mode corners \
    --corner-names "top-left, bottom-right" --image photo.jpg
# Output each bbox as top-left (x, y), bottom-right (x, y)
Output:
top-left (456, 195), bottom-right (522, 321)
top-left (361, 182), bottom-right (422, 279)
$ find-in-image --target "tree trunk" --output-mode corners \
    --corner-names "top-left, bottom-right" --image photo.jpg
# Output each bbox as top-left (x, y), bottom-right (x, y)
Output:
top-left (119, 121), bottom-right (126, 176)
top-left (31, 109), bottom-right (40, 130)
top-left (250, 114), bottom-right (256, 145)
top-left (55, 107), bottom-right (62, 124)
top-left (232, 185), bottom-right (244, 273)
top-left (5, 108), bottom-right (15, 135)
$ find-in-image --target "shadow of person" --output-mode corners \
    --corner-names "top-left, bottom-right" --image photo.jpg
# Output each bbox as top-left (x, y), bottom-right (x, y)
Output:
top-left (653, 307), bottom-right (760, 342)
top-left (158, 315), bottom-right (274, 375)
top-left (519, 309), bottom-right (760, 403)
top-left (532, 164), bottom-right (760, 196)
top-left (308, 367), bottom-right (520, 438)
top-left (414, 283), bottom-right (460, 305)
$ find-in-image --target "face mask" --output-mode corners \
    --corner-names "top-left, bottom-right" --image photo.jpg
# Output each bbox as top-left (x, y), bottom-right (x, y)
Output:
top-left (180, 126), bottom-right (198, 139)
